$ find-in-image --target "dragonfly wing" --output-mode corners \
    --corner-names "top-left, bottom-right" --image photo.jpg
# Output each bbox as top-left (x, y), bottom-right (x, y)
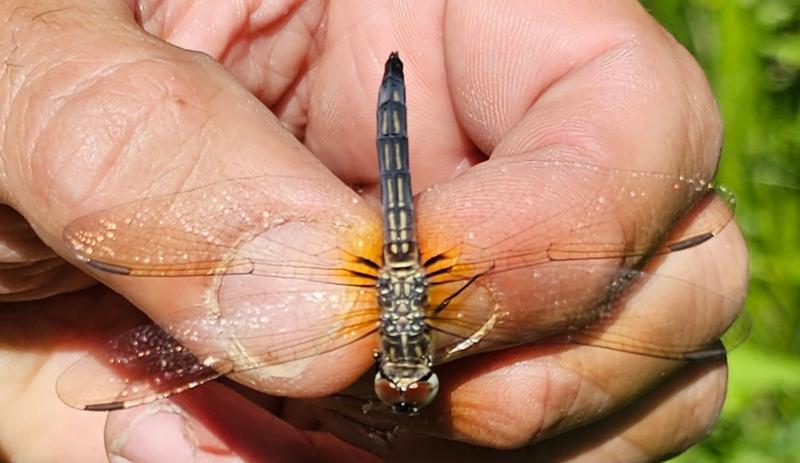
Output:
top-left (57, 285), bottom-right (381, 411)
top-left (428, 265), bottom-right (748, 363)
top-left (63, 174), bottom-right (381, 283)
top-left (548, 185), bottom-right (735, 261)
top-left (59, 175), bottom-right (386, 411)
top-left (416, 158), bottom-right (741, 360)
top-left (420, 158), bottom-right (734, 283)
top-left (57, 323), bottom-right (229, 411)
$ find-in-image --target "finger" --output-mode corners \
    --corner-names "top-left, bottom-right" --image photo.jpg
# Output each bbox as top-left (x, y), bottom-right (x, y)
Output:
top-left (105, 382), bottom-right (381, 463)
top-left (324, 360), bottom-right (728, 462)
top-left (527, 360), bottom-right (728, 462)
top-left (1, 2), bottom-right (378, 398)
top-left (299, 1), bottom-right (478, 190)
top-left (443, 0), bottom-right (721, 173)
top-left (134, 1), bottom-right (326, 108)
top-left (413, 0), bottom-right (726, 354)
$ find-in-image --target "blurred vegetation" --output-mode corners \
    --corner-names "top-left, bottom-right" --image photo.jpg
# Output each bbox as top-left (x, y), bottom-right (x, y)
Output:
top-left (641, 0), bottom-right (800, 461)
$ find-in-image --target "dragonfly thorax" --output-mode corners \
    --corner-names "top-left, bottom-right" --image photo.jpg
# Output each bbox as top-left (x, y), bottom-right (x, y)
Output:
top-left (376, 266), bottom-right (429, 338)
top-left (374, 263), bottom-right (436, 414)
top-left (376, 266), bottom-right (427, 307)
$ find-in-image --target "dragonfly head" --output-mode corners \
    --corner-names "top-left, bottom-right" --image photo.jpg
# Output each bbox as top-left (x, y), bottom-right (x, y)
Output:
top-left (374, 365), bottom-right (439, 415)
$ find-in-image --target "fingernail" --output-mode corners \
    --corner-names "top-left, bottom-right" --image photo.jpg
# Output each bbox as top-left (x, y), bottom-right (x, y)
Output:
top-left (109, 403), bottom-right (196, 463)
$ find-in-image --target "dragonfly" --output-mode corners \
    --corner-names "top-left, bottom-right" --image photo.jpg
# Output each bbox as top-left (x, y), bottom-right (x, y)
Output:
top-left (57, 52), bottom-right (747, 415)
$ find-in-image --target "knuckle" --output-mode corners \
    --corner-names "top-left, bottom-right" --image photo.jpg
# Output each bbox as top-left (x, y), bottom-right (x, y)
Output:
top-left (6, 48), bottom-right (215, 216)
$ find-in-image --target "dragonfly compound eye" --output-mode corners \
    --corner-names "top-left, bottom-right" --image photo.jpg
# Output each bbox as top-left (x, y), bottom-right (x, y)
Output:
top-left (374, 371), bottom-right (440, 415)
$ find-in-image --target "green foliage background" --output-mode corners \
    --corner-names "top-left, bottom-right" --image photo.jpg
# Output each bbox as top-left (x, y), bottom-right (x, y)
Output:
top-left (641, 1), bottom-right (800, 461)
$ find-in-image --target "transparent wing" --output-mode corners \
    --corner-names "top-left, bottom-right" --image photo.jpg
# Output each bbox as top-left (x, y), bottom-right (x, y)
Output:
top-left (417, 158), bottom-right (740, 361)
top-left (420, 158), bottom-right (734, 284)
top-left (63, 174), bottom-right (381, 284)
top-left (426, 265), bottom-right (749, 364)
top-left (417, 158), bottom-right (741, 361)
top-left (57, 287), bottom-right (380, 410)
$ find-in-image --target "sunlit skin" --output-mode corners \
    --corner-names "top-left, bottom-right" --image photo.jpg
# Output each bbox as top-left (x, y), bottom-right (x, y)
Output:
top-left (0, 1), bottom-right (747, 462)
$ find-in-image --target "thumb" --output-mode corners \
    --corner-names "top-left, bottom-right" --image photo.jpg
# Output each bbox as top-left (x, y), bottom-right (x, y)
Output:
top-left (1, 3), bottom-right (379, 402)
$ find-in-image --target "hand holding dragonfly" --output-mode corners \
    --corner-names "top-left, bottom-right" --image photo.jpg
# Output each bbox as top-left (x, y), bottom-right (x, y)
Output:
top-left (0, 2), bottom-right (747, 462)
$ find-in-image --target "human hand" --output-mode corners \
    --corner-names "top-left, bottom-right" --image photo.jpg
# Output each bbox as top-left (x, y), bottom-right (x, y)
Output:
top-left (0, 1), bottom-right (747, 462)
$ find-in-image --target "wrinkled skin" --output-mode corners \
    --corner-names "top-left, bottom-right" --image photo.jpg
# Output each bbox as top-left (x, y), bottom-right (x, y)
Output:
top-left (0, 1), bottom-right (747, 462)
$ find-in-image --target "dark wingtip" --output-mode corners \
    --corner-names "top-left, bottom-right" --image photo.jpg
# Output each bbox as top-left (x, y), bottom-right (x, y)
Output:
top-left (85, 401), bottom-right (125, 411)
top-left (85, 259), bottom-right (132, 275)
top-left (384, 51), bottom-right (403, 78)
top-left (667, 232), bottom-right (714, 252)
